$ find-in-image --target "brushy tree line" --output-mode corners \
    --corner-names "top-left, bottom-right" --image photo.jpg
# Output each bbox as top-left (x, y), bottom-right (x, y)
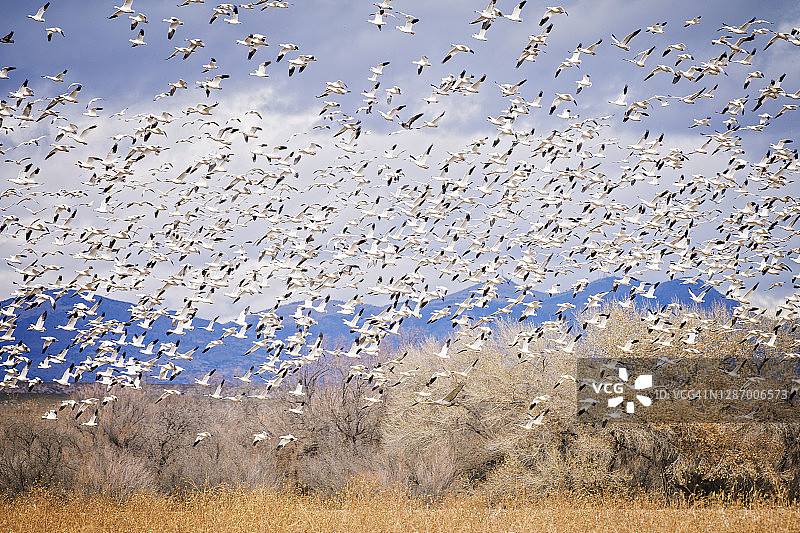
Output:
top-left (1, 305), bottom-right (799, 502)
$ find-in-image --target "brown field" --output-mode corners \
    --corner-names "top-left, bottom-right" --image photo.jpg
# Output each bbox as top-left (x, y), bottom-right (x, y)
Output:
top-left (1, 486), bottom-right (799, 533)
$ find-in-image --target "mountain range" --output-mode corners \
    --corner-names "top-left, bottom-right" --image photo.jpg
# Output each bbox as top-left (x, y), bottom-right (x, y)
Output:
top-left (0, 276), bottom-right (736, 384)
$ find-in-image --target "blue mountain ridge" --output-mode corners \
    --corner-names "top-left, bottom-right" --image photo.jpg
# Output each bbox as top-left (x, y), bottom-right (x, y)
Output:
top-left (0, 277), bottom-right (736, 384)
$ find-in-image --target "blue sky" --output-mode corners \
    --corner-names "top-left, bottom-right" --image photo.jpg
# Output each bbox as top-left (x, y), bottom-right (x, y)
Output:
top-left (2, 1), bottom-right (799, 130)
top-left (1, 0), bottom-right (799, 319)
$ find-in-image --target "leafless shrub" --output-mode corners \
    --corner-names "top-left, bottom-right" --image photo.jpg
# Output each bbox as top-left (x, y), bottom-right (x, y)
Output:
top-left (73, 445), bottom-right (156, 499)
top-left (380, 320), bottom-right (576, 495)
top-left (0, 416), bottom-right (75, 493)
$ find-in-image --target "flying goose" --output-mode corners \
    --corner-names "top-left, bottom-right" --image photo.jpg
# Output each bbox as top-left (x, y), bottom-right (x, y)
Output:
top-left (27, 3), bottom-right (50, 23)
top-left (109, 0), bottom-right (134, 19)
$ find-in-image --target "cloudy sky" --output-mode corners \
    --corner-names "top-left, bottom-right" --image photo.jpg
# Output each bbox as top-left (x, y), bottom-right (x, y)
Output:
top-left (1, 0), bottom-right (799, 319)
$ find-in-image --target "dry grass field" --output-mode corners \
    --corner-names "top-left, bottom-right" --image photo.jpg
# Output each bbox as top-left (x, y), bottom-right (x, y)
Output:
top-left (1, 486), bottom-right (798, 533)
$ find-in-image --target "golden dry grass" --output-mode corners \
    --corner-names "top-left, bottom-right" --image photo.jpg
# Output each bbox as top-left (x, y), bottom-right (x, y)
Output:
top-left (1, 485), bottom-right (798, 533)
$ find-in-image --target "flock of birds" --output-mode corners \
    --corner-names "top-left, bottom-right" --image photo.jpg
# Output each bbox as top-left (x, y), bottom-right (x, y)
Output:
top-left (1, 0), bottom-right (800, 447)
